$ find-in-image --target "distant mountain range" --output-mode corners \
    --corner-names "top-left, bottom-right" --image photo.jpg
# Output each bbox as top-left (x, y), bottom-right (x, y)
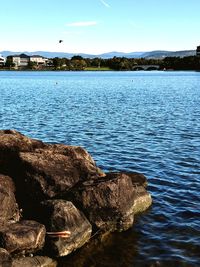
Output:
top-left (0, 50), bottom-right (196, 59)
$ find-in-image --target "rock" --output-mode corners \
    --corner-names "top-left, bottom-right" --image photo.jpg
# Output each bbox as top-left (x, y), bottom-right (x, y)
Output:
top-left (0, 220), bottom-right (46, 255)
top-left (0, 130), bottom-right (104, 202)
top-left (18, 146), bottom-right (104, 201)
top-left (38, 200), bottom-right (92, 257)
top-left (0, 248), bottom-right (12, 267)
top-left (43, 144), bottom-right (105, 179)
top-left (73, 173), bottom-right (136, 232)
top-left (19, 150), bottom-right (81, 200)
top-left (0, 130), bottom-right (153, 260)
top-left (124, 172), bottom-right (152, 214)
top-left (124, 172), bottom-right (148, 187)
top-left (0, 130), bottom-right (45, 176)
top-left (131, 185), bottom-right (152, 214)
top-left (12, 256), bottom-right (57, 267)
top-left (0, 130), bottom-right (45, 153)
top-left (0, 175), bottom-right (19, 226)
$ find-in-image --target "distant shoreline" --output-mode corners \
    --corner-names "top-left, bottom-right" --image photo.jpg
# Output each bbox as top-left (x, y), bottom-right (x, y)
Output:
top-left (1, 54), bottom-right (200, 71)
top-left (1, 69), bottom-right (200, 72)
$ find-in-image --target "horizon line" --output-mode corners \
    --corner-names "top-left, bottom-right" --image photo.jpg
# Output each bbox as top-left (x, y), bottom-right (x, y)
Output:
top-left (0, 48), bottom-right (196, 56)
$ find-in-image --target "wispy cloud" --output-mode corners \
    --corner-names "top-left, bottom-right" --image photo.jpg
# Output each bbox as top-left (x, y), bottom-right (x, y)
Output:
top-left (66, 21), bottom-right (97, 27)
top-left (100, 0), bottom-right (110, 8)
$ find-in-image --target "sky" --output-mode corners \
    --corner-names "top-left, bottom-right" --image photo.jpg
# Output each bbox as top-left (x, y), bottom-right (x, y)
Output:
top-left (0, 0), bottom-right (199, 54)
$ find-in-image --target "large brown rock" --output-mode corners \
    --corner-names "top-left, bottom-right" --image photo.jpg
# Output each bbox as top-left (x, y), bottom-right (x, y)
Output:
top-left (70, 172), bottom-right (152, 232)
top-left (0, 130), bottom-right (45, 176)
top-left (38, 200), bottom-right (92, 257)
top-left (0, 220), bottom-right (46, 255)
top-left (18, 146), bottom-right (103, 200)
top-left (18, 150), bottom-right (81, 200)
top-left (43, 144), bottom-right (104, 179)
top-left (0, 130), bottom-right (45, 153)
top-left (0, 130), bottom-right (104, 202)
top-left (73, 173), bottom-right (136, 232)
top-left (0, 175), bottom-right (19, 226)
top-left (0, 130), bottom-right (152, 242)
top-left (123, 172), bottom-right (152, 214)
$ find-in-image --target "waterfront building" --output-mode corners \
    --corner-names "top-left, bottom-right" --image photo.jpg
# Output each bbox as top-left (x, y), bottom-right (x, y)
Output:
top-left (11, 54), bottom-right (29, 67)
top-left (30, 55), bottom-right (48, 65)
top-left (8, 53), bottom-right (48, 68)
top-left (0, 55), bottom-right (5, 66)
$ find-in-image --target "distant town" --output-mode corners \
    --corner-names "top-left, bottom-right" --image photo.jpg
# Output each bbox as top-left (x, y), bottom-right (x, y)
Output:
top-left (0, 46), bottom-right (200, 71)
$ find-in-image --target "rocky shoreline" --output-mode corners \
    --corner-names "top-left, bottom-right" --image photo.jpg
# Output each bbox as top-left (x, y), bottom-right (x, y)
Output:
top-left (0, 130), bottom-right (152, 267)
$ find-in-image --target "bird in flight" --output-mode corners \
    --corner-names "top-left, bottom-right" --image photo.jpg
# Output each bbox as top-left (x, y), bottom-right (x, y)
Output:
top-left (59, 40), bottom-right (63, 43)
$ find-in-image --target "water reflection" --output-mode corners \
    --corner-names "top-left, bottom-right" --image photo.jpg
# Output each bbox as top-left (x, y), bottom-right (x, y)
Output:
top-left (58, 229), bottom-right (140, 267)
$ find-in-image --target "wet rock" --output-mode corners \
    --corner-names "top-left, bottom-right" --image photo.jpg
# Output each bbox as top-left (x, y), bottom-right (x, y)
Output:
top-left (0, 175), bottom-right (19, 226)
top-left (38, 200), bottom-right (92, 257)
top-left (131, 186), bottom-right (152, 214)
top-left (0, 248), bottom-right (12, 267)
top-left (12, 256), bottom-right (57, 267)
top-left (0, 220), bottom-right (46, 255)
top-left (74, 173), bottom-right (136, 232)
top-left (124, 172), bottom-right (152, 214)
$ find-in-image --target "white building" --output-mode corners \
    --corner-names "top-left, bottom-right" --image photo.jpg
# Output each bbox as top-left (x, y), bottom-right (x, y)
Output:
top-left (9, 53), bottom-right (48, 67)
top-left (0, 55), bottom-right (5, 66)
top-left (11, 54), bottom-right (29, 67)
top-left (30, 55), bottom-right (48, 65)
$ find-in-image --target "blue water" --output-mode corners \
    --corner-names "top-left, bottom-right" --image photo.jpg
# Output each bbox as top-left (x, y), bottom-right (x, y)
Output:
top-left (0, 71), bottom-right (200, 266)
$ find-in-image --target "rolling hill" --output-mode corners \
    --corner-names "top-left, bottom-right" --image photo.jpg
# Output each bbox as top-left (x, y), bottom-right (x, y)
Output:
top-left (0, 50), bottom-right (196, 59)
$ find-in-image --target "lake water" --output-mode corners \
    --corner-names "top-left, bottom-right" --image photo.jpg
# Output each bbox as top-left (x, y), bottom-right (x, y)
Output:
top-left (0, 71), bottom-right (200, 266)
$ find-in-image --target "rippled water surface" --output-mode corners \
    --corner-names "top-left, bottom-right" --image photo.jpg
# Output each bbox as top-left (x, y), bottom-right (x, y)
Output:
top-left (0, 71), bottom-right (200, 266)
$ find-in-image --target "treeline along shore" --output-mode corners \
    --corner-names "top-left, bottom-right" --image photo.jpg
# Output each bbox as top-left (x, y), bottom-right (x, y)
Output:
top-left (1, 55), bottom-right (200, 71)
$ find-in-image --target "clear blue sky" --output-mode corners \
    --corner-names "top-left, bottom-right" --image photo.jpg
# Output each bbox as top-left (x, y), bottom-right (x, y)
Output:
top-left (0, 0), bottom-right (199, 54)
